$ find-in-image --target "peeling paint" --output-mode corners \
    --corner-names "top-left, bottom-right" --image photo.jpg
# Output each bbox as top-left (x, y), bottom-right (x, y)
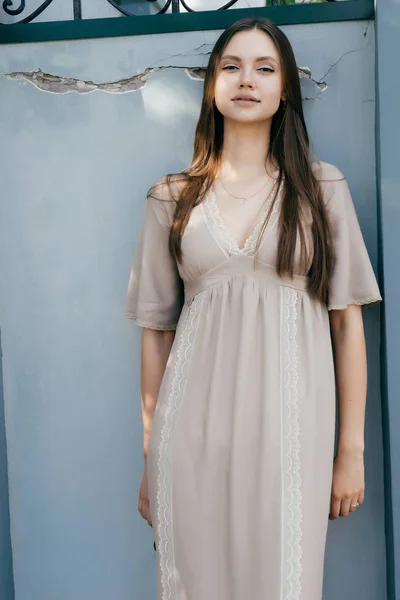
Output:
top-left (3, 66), bottom-right (206, 94)
top-left (185, 67), bottom-right (207, 81)
top-left (4, 64), bottom-right (328, 97)
top-left (4, 67), bottom-right (156, 94)
top-left (298, 66), bottom-right (327, 92)
top-left (3, 65), bottom-right (210, 94)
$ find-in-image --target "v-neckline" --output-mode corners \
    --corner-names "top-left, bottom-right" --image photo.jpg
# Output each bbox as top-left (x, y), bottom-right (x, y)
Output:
top-left (203, 186), bottom-right (275, 256)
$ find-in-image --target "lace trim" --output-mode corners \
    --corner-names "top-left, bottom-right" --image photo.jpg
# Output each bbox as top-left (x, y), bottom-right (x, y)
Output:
top-left (282, 287), bottom-right (303, 600)
top-left (327, 293), bottom-right (382, 311)
top-left (203, 186), bottom-right (279, 256)
top-left (125, 312), bottom-right (178, 330)
top-left (156, 293), bottom-right (204, 600)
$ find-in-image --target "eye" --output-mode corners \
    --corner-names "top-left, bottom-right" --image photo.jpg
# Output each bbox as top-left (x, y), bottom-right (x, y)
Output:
top-left (222, 65), bottom-right (239, 71)
top-left (258, 66), bottom-right (275, 73)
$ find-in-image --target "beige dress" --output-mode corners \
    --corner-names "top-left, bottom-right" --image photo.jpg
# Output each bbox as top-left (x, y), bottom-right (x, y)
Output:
top-left (126, 162), bottom-right (382, 600)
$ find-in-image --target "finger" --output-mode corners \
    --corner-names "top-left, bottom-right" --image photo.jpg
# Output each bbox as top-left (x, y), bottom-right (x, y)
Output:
top-left (330, 497), bottom-right (341, 520)
top-left (143, 506), bottom-right (153, 527)
top-left (139, 508), bottom-right (147, 521)
top-left (358, 489), bottom-right (365, 505)
top-left (349, 497), bottom-right (359, 513)
top-left (138, 504), bottom-right (149, 523)
top-left (340, 498), bottom-right (351, 517)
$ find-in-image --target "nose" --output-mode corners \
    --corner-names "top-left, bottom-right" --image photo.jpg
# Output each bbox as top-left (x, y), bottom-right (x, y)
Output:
top-left (239, 67), bottom-right (255, 89)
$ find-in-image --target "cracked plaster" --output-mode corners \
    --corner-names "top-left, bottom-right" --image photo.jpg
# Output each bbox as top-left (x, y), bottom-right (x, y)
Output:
top-left (0, 18), bottom-right (372, 97)
top-left (4, 63), bottom-right (328, 99)
top-left (3, 31), bottom-right (370, 99)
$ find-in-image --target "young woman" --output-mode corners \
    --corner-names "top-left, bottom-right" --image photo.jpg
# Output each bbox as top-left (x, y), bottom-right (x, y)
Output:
top-left (126, 17), bottom-right (382, 600)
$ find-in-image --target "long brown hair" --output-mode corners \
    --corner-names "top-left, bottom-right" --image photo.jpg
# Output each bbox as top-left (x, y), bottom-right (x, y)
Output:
top-left (150, 17), bottom-right (335, 305)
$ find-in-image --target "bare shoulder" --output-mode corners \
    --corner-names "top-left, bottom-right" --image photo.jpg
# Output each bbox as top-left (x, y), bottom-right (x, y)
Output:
top-left (311, 160), bottom-right (346, 183)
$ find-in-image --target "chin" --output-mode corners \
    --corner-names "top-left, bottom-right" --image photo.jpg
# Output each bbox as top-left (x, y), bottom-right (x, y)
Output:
top-left (219, 104), bottom-right (278, 124)
top-left (223, 112), bottom-right (272, 125)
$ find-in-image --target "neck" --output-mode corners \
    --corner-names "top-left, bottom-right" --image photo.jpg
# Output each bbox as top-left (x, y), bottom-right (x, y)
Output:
top-left (219, 118), bottom-right (273, 182)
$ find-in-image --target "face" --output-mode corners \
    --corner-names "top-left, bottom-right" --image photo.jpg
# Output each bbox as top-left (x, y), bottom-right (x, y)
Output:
top-left (214, 28), bottom-right (285, 124)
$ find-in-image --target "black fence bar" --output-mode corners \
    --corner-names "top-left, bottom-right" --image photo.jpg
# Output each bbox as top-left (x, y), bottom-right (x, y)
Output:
top-left (73, 0), bottom-right (82, 20)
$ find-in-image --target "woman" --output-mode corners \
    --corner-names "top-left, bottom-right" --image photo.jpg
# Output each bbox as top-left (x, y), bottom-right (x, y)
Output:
top-left (125, 17), bottom-right (382, 600)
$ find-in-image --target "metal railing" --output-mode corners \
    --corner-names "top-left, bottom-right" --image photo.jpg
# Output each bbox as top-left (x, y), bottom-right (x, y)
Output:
top-left (3, 0), bottom-right (55, 23)
top-left (107, 0), bottom-right (244, 15)
top-left (2, 0), bottom-right (253, 23)
top-left (0, 0), bottom-right (373, 45)
top-left (2, 0), bottom-right (337, 24)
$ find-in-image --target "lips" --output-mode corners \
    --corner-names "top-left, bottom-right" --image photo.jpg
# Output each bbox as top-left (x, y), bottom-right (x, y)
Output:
top-left (232, 95), bottom-right (260, 102)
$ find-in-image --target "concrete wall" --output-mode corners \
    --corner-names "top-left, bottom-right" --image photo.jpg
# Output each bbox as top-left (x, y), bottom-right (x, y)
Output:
top-left (0, 5), bottom-right (386, 599)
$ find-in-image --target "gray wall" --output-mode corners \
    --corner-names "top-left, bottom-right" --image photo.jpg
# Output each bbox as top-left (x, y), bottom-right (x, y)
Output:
top-left (0, 13), bottom-right (385, 600)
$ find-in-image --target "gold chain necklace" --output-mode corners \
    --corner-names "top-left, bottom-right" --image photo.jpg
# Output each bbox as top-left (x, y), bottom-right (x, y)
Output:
top-left (219, 177), bottom-right (272, 205)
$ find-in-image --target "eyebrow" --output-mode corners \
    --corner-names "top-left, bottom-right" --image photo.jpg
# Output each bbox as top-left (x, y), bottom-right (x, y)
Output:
top-left (221, 54), bottom-right (279, 66)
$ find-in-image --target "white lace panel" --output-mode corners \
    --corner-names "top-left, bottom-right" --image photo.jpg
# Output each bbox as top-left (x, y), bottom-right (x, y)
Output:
top-left (203, 186), bottom-right (280, 257)
top-left (280, 286), bottom-right (303, 600)
top-left (156, 292), bottom-right (204, 600)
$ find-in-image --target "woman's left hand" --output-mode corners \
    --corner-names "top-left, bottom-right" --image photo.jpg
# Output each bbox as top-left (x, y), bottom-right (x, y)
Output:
top-left (329, 448), bottom-right (365, 520)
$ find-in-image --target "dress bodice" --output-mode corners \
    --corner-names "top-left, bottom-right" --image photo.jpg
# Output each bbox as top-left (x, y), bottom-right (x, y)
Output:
top-left (178, 184), bottom-right (311, 294)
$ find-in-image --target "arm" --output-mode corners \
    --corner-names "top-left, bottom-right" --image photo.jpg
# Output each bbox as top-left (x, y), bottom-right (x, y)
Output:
top-left (138, 327), bottom-right (175, 528)
top-left (330, 304), bottom-right (367, 454)
top-left (126, 178), bottom-right (185, 528)
top-left (141, 327), bottom-right (175, 466)
top-left (328, 304), bottom-right (367, 519)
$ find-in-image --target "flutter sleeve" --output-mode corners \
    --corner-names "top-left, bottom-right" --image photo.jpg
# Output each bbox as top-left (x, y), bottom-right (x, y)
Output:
top-left (320, 166), bottom-right (382, 310)
top-left (125, 192), bottom-right (184, 330)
